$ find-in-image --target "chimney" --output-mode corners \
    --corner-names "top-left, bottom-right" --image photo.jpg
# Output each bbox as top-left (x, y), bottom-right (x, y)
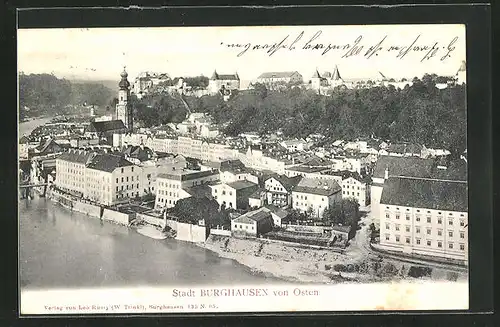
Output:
top-left (384, 167), bottom-right (389, 180)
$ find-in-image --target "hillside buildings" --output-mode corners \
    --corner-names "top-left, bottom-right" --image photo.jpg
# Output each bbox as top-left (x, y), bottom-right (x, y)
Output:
top-left (256, 71), bottom-right (303, 90)
top-left (208, 70), bottom-right (240, 95)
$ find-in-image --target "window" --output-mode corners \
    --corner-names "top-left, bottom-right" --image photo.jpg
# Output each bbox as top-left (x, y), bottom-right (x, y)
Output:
top-left (121, 168), bottom-right (124, 173)
top-left (395, 235), bottom-right (400, 242)
top-left (449, 243), bottom-right (454, 249)
top-left (385, 235), bottom-right (389, 241)
top-left (460, 232), bottom-right (465, 239)
top-left (416, 227), bottom-right (420, 234)
top-left (396, 214), bottom-right (400, 220)
top-left (137, 183), bottom-right (139, 188)
top-left (121, 177), bottom-right (124, 183)
top-left (406, 209), bottom-right (410, 211)
top-left (427, 217), bottom-right (431, 223)
top-left (427, 228), bottom-right (431, 235)
top-left (385, 223), bottom-right (390, 230)
top-left (395, 224), bottom-right (400, 231)
top-left (438, 229), bottom-right (442, 236)
top-left (116, 178), bottom-right (118, 183)
top-left (460, 244), bottom-right (465, 250)
top-left (460, 220), bottom-right (465, 227)
top-left (116, 186), bottom-right (118, 191)
top-left (438, 241), bottom-right (442, 248)
top-left (406, 214), bottom-right (410, 220)
top-left (386, 213), bottom-right (390, 219)
top-left (131, 176), bottom-right (134, 181)
top-left (405, 237), bottom-right (410, 244)
top-left (416, 215), bottom-right (421, 222)
top-left (438, 217), bottom-right (442, 224)
top-left (416, 239), bottom-right (421, 245)
top-left (448, 231), bottom-right (453, 237)
top-left (405, 226), bottom-right (410, 232)
top-left (126, 177), bottom-right (129, 182)
top-left (448, 219), bottom-right (453, 226)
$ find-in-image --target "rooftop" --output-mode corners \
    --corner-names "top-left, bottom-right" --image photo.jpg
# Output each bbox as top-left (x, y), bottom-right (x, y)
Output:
top-left (257, 71), bottom-right (301, 79)
top-left (373, 156), bottom-right (435, 180)
top-left (380, 176), bottom-right (468, 212)
top-left (157, 169), bottom-right (218, 181)
top-left (233, 207), bottom-right (273, 224)
top-left (286, 166), bottom-right (329, 173)
top-left (86, 153), bottom-right (134, 173)
top-left (293, 178), bottom-right (342, 196)
top-left (226, 180), bottom-right (258, 190)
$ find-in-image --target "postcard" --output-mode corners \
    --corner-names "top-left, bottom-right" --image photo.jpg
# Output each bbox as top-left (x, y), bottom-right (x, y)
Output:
top-left (18, 23), bottom-right (468, 315)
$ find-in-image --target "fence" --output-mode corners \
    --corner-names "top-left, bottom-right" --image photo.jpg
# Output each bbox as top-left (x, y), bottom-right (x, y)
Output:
top-left (136, 213), bottom-right (166, 229)
top-left (102, 208), bottom-right (133, 226)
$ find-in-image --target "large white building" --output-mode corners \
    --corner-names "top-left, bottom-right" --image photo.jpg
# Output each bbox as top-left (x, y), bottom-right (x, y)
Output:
top-left (210, 180), bottom-right (259, 210)
top-left (292, 178), bottom-right (342, 219)
top-left (208, 71), bottom-right (240, 95)
top-left (154, 169), bottom-right (219, 210)
top-left (55, 149), bottom-right (143, 205)
top-left (379, 176), bottom-right (468, 264)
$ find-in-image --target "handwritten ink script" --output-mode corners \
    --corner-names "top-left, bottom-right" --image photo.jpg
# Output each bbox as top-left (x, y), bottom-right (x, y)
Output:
top-left (220, 30), bottom-right (459, 62)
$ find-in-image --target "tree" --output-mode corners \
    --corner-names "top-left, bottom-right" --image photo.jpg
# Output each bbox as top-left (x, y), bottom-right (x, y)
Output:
top-left (168, 197), bottom-right (221, 227)
top-left (322, 198), bottom-right (360, 227)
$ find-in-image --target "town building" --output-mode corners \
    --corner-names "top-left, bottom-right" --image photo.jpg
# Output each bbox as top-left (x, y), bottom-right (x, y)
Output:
top-left (370, 155), bottom-right (435, 223)
top-left (256, 71), bottom-right (303, 89)
top-left (55, 149), bottom-right (94, 197)
top-left (284, 165), bottom-right (330, 178)
top-left (85, 120), bottom-right (128, 145)
top-left (210, 180), bottom-right (259, 210)
top-left (262, 205), bottom-right (290, 227)
top-left (154, 168), bottom-right (220, 210)
top-left (329, 170), bottom-right (371, 207)
top-left (208, 70), bottom-right (240, 95)
top-left (19, 136), bottom-right (31, 160)
top-left (292, 178), bottom-right (342, 219)
top-left (231, 207), bottom-right (274, 237)
top-left (379, 176), bottom-right (468, 264)
top-left (85, 153), bottom-right (140, 205)
top-left (248, 188), bottom-right (267, 208)
top-left (264, 174), bottom-right (302, 207)
top-left (311, 65), bottom-right (347, 94)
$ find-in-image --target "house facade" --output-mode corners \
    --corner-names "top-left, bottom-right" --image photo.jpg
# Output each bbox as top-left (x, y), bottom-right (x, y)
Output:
top-left (292, 178), bottom-right (342, 218)
top-left (264, 175), bottom-right (302, 208)
top-left (231, 207), bottom-right (274, 237)
top-left (379, 176), bottom-right (468, 264)
top-left (211, 180), bottom-right (259, 210)
top-left (154, 169), bottom-right (220, 210)
top-left (208, 71), bottom-right (240, 95)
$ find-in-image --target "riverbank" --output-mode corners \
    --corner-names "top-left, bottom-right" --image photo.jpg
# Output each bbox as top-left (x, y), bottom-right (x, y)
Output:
top-left (198, 235), bottom-right (469, 284)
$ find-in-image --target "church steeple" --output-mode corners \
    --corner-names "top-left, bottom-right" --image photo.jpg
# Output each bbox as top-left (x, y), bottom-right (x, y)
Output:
top-left (116, 67), bottom-right (133, 131)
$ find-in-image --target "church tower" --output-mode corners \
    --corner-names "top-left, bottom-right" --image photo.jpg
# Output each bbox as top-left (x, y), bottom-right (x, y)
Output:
top-left (116, 67), bottom-right (133, 131)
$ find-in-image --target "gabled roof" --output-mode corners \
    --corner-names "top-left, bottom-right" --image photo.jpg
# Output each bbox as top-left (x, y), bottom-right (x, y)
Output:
top-left (266, 174), bottom-right (302, 191)
top-left (57, 150), bottom-right (93, 164)
top-left (86, 153), bottom-right (134, 173)
top-left (183, 185), bottom-right (213, 199)
top-left (373, 156), bottom-right (435, 180)
top-left (36, 138), bottom-right (62, 154)
top-left (233, 207), bottom-right (273, 224)
top-left (87, 120), bottom-right (126, 133)
top-left (263, 205), bottom-right (290, 219)
top-left (312, 69), bottom-right (322, 78)
top-left (257, 71), bottom-right (302, 79)
top-left (380, 176), bottom-right (468, 212)
top-left (249, 188), bottom-right (266, 199)
top-left (122, 145), bottom-right (154, 162)
top-left (331, 65), bottom-right (342, 80)
top-left (211, 71), bottom-right (239, 81)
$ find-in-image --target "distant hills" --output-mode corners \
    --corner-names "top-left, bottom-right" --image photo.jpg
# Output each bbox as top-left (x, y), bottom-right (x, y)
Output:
top-left (19, 73), bottom-right (117, 119)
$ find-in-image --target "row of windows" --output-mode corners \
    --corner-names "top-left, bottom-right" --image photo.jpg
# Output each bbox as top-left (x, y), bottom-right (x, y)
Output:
top-left (385, 235), bottom-right (466, 250)
top-left (158, 190), bottom-right (179, 197)
top-left (343, 191), bottom-right (360, 197)
top-left (385, 223), bottom-right (466, 238)
top-left (386, 212), bottom-right (466, 226)
top-left (214, 189), bottom-right (233, 196)
top-left (233, 224), bottom-right (255, 231)
top-left (157, 198), bottom-right (177, 205)
top-left (158, 181), bottom-right (180, 189)
top-left (115, 184), bottom-right (140, 191)
top-left (116, 176), bottom-right (139, 183)
top-left (343, 185), bottom-right (363, 190)
top-left (385, 206), bottom-right (466, 217)
top-left (120, 167), bottom-right (135, 173)
top-left (115, 192), bottom-right (139, 199)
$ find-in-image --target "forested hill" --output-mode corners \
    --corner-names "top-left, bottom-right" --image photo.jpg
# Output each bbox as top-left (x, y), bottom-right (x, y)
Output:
top-left (19, 73), bottom-right (115, 118)
top-left (186, 76), bottom-right (466, 155)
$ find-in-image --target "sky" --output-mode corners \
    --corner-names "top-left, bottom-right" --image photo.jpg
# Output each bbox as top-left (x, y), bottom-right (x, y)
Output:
top-left (18, 25), bottom-right (466, 84)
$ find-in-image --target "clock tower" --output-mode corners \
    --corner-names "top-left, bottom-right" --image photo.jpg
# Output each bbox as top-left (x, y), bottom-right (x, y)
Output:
top-left (116, 67), bottom-right (133, 131)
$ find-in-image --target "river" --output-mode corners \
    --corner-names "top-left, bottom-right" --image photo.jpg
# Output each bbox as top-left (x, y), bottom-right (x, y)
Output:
top-left (19, 198), bottom-right (281, 290)
top-left (18, 117), bottom-right (54, 137)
